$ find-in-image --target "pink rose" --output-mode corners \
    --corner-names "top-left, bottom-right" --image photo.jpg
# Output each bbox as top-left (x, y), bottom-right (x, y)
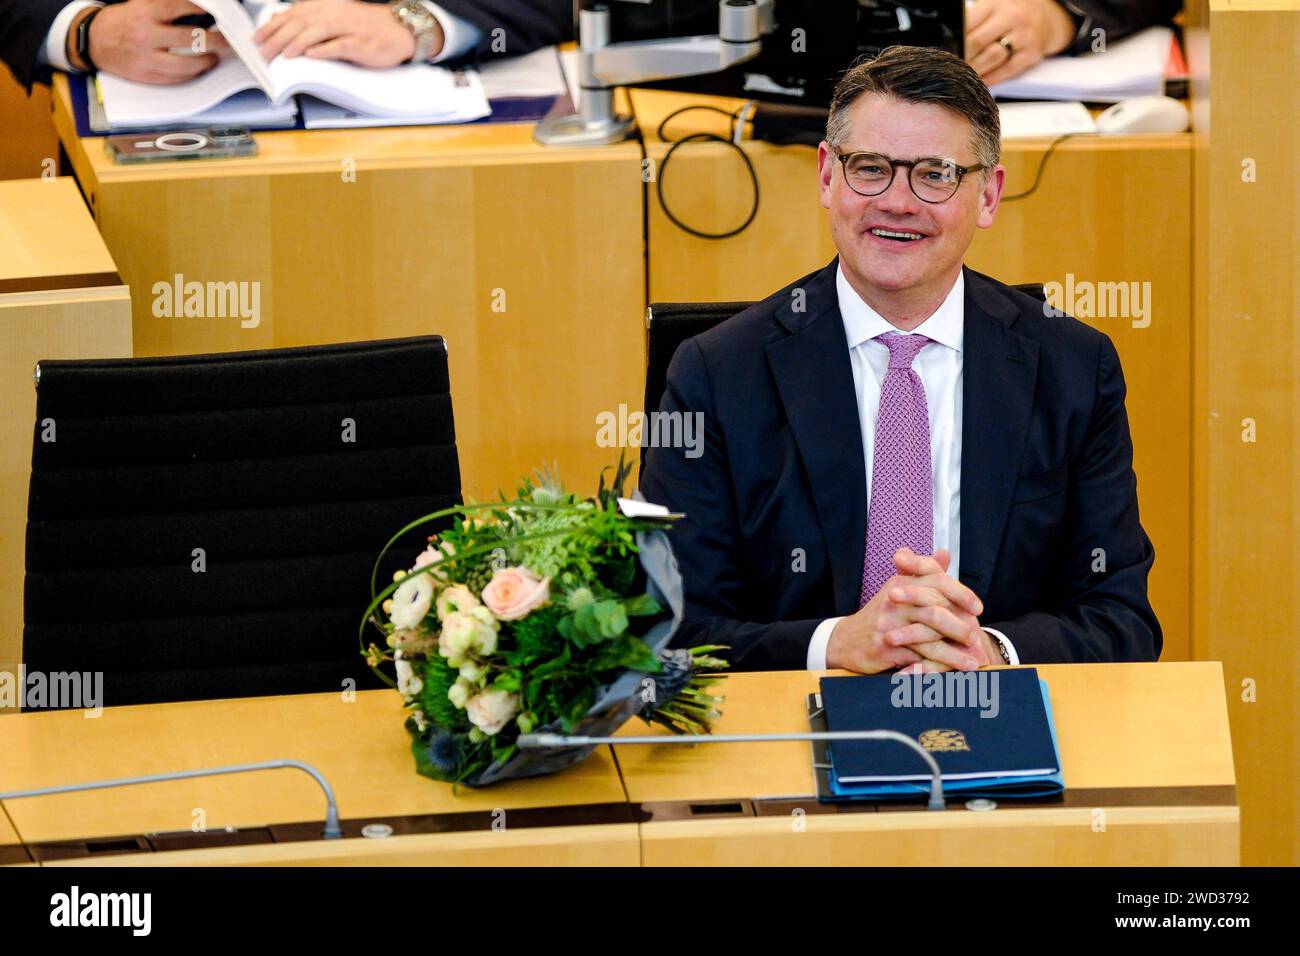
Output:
top-left (481, 566), bottom-right (550, 621)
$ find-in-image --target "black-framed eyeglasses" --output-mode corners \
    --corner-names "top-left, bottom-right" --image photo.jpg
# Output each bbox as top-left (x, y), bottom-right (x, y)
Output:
top-left (835, 150), bottom-right (986, 204)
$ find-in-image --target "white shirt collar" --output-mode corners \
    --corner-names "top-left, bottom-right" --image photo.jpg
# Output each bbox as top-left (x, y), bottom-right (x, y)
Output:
top-left (836, 263), bottom-right (965, 353)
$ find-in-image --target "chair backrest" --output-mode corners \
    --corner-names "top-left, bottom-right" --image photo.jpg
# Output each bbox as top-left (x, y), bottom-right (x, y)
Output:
top-left (643, 282), bottom-right (1049, 419)
top-left (23, 336), bottom-right (460, 709)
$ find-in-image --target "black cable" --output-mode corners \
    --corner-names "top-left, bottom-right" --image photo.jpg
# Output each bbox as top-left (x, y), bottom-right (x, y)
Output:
top-left (1000, 132), bottom-right (1087, 203)
top-left (655, 104), bottom-right (760, 240)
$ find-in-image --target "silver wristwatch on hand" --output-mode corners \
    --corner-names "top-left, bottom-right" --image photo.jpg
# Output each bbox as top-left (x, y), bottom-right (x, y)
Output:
top-left (389, 0), bottom-right (441, 63)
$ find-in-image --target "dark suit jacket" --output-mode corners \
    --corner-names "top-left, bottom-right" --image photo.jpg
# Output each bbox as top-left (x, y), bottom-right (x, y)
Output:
top-left (639, 260), bottom-right (1162, 671)
top-left (0, 0), bottom-right (573, 91)
top-left (1065, 1), bottom-right (1184, 54)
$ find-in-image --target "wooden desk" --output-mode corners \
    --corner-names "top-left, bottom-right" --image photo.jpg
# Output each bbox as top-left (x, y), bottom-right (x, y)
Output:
top-left (1, 664), bottom-right (1235, 867)
top-left (0, 178), bottom-right (132, 686)
top-left (616, 663), bottom-right (1237, 866)
top-left (0, 689), bottom-right (637, 866)
top-left (50, 76), bottom-right (647, 501)
top-left (631, 87), bottom-right (1193, 663)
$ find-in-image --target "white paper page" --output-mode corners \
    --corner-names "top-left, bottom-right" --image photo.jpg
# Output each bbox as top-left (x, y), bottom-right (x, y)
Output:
top-left (998, 101), bottom-right (1097, 139)
top-left (221, 1), bottom-right (487, 117)
top-left (191, 0), bottom-right (275, 93)
top-left (990, 27), bottom-right (1172, 103)
top-left (299, 92), bottom-right (489, 129)
top-left (98, 55), bottom-right (265, 127)
top-left (480, 46), bottom-right (567, 100)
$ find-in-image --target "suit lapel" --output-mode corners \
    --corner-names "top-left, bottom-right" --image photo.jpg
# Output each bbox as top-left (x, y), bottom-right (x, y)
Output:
top-left (959, 269), bottom-right (1040, 596)
top-left (765, 261), bottom-right (868, 615)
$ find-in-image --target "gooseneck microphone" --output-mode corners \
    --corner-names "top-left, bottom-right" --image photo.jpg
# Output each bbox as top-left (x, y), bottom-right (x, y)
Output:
top-left (519, 729), bottom-right (946, 810)
top-left (0, 759), bottom-right (343, 839)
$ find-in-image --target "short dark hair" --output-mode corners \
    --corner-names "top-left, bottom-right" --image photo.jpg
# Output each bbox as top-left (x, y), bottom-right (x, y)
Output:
top-left (826, 46), bottom-right (1001, 170)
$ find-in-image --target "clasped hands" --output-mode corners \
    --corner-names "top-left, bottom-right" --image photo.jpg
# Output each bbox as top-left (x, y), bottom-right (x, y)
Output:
top-left (825, 547), bottom-right (1005, 675)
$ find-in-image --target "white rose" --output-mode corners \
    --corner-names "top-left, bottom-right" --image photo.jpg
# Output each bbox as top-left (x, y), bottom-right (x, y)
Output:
top-left (448, 677), bottom-right (473, 709)
top-left (439, 610), bottom-right (498, 666)
top-left (465, 688), bottom-right (520, 736)
top-left (459, 661), bottom-right (488, 684)
top-left (435, 584), bottom-right (480, 622)
top-left (390, 573), bottom-right (434, 630)
top-left (394, 656), bottom-right (423, 699)
top-left (469, 606), bottom-right (500, 655)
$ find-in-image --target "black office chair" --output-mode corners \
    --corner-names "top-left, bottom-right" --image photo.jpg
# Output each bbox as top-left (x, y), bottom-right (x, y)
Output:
top-left (643, 283), bottom-right (1048, 419)
top-left (23, 336), bottom-right (461, 709)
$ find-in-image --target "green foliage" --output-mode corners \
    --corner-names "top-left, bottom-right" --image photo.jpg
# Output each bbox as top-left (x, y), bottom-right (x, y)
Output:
top-left (376, 459), bottom-right (725, 789)
top-left (419, 654), bottom-right (465, 732)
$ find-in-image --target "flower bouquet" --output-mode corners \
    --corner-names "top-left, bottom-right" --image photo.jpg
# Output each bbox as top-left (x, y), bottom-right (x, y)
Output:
top-left (360, 460), bottom-right (726, 786)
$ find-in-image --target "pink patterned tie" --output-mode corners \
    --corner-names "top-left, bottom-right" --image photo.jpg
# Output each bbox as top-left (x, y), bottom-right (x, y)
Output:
top-left (861, 332), bottom-right (934, 607)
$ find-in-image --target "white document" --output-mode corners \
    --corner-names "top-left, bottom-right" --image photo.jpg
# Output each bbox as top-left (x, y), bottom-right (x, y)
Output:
top-left (990, 27), bottom-right (1173, 104)
top-left (97, 0), bottom-right (489, 128)
top-left (479, 46), bottom-right (567, 100)
top-left (998, 101), bottom-right (1097, 139)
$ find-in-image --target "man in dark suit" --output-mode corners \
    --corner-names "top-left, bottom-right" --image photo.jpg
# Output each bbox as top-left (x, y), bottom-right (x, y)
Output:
top-left (640, 45), bottom-right (1161, 673)
top-left (0, 0), bottom-right (572, 91)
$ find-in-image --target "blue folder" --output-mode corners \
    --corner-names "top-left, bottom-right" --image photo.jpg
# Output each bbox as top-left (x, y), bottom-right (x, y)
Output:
top-left (816, 668), bottom-right (1065, 801)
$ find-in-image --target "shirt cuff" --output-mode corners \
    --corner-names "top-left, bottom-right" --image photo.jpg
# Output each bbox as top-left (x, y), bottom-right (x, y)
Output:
top-left (420, 2), bottom-right (483, 62)
top-left (41, 1), bottom-right (102, 73)
top-left (808, 617), bottom-right (841, 671)
top-left (982, 627), bottom-right (1020, 666)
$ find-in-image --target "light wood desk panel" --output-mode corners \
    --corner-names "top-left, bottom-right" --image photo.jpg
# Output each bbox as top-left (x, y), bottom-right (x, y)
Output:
top-left (0, 178), bottom-right (133, 689)
top-left (0, 689), bottom-right (630, 866)
top-left (51, 77), bottom-right (647, 501)
top-left (631, 88), bottom-right (1192, 663)
top-left (617, 664), bottom-right (1237, 866)
top-left (1191, 0), bottom-right (1300, 867)
top-left (44, 825), bottom-right (641, 867)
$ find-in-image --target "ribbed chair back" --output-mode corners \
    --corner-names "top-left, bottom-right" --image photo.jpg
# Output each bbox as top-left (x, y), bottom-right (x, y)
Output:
top-left (23, 336), bottom-right (460, 709)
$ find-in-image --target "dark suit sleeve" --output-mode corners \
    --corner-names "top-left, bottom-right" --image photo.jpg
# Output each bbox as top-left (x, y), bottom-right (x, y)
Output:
top-left (432, 0), bottom-right (572, 60)
top-left (1060, 1), bottom-right (1183, 53)
top-left (639, 338), bottom-right (823, 671)
top-left (0, 0), bottom-right (76, 91)
top-left (985, 334), bottom-right (1162, 662)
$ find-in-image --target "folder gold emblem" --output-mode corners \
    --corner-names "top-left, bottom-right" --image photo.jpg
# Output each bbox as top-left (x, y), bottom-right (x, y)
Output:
top-left (918, 729), bottom-right (970, 753)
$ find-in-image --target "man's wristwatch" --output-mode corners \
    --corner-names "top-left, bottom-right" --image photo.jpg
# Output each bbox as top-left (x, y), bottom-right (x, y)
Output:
top-left (389, 0), bottom-right (441, 63)
top-left (73, 6), bottom-right (102, 74)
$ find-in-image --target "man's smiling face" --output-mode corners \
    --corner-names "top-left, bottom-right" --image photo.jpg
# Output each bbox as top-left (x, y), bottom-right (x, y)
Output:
top-left (818, 93), bottom-right (1004, 320)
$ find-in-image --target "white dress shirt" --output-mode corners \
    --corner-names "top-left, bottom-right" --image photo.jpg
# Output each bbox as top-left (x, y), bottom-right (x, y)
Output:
top-left (806, 264), bottom-right (1018, 670)
top-left (41, 1), bottom-right (482, 73)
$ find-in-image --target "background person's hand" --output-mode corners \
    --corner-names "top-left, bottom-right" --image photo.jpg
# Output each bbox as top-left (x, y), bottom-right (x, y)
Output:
top-left (85, 0), bottom-right (229, 84)
top-left (254, 0), bottom-right (436, 68)
top-left (964, 0), bottom-right (1076, 86)
top-left (825, 547), bottom-right (986, 673)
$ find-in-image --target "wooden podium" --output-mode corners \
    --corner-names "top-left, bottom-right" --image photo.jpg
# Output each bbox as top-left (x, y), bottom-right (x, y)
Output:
top-left (0, 663), bottom-right (1236, 866)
